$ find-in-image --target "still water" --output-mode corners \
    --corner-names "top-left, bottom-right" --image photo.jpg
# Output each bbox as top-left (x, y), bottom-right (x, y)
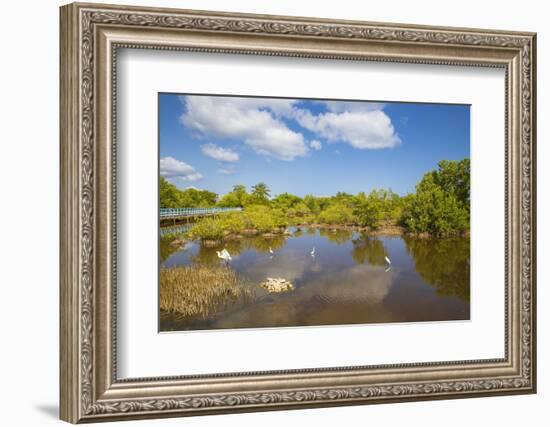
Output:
top-left (160, 228), bottom-right (469, 331)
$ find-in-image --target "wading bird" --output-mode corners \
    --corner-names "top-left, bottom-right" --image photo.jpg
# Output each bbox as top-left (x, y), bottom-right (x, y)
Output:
top-left (385, 256), bottom-right (391, 265)
top-left (216, 248), bottom-right (232, 263)
top-left (310, 247), bottom-right (316, 257)
top-left (269, 247), bottom-right (274, 256)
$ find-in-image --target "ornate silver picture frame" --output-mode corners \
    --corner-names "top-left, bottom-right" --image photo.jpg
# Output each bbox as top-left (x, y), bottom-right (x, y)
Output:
top-left (60, 2), bottom-right (536, 423)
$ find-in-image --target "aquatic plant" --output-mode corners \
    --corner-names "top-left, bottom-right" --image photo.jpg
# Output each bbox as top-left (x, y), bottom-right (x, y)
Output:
top-left (160, 265), bottom-right (251, 318)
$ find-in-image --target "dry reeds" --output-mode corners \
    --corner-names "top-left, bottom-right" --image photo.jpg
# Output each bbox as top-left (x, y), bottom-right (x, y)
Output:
top-left (160, 266), bottom-right (250, 319)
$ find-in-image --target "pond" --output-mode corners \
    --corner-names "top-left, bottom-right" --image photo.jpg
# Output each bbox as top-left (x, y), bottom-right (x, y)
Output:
top-left (160, 227), bottom-right (470, 331)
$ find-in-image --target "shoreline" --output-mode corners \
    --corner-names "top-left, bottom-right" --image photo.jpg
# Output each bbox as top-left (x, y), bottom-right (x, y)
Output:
top-left (162, 223), bottom-right (469, 246)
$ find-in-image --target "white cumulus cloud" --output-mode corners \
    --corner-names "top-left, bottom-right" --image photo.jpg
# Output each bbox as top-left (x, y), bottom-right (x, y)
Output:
top-left (294, 108), bottom-right (400, 150)
top-left (160, 156), bottom-right (203, 182)
top-left (200, 143), bottom-right (239, 162)
top-left (180, 96), bottom-right (308, 161)
top-left (310, 140), bottom-right (322, 151)
top-left (319, 101), bottom-right (386, 113)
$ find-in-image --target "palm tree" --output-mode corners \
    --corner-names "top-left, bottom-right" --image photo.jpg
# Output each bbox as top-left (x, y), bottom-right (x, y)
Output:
top-left (251, 182), bottom-right (270, 201)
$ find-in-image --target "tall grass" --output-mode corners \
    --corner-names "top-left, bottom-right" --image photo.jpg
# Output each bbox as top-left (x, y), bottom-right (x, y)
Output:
top-left (160, 266), bottom-right (250, 319)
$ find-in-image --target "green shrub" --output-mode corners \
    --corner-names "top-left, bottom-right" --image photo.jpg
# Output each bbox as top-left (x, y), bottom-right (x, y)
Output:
top-left (401, 175), bottom-right (469, 235)
top-left (271, 208), bottom-right (289, 229)
top-left (243, 205), bottom-right (276, 232)
top-left (317, 204), bottom-right (356, 225)
top-left (220, 212), bottom-right (246, 234)
top-left (187, 217), bottom-right (226, 241)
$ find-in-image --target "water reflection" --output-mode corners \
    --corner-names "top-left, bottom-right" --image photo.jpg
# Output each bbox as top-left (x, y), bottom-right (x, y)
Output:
top-left (351, 234), bottom-right (388, 267)
top-left (160, 236), bottom-right (182, 263)
top-left (404, 236), bottom-right (470, 302)
top-left (160, 227), bottom-right (470, 331)
top-left (188, 234), bottom-right (288, 266)
top-left (319, 228), bottom-right (354, 245)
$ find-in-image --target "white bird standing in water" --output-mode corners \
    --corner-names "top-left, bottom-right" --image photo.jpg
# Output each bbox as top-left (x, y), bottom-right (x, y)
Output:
top-left (269, 247), bottom-right (274, 256)
top-left (310, 247), bottom-right (316, 257)
top-left (216, 248), bottom-right (232, 263)
top-left (384, 256), bottom-right (392, 272)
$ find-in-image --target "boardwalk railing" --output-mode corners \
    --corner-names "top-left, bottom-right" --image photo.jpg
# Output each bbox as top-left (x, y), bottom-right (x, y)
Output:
top-left (160, 207), bottom-right (242, 219)
top-left (160, 224), bottom-right (193, 236)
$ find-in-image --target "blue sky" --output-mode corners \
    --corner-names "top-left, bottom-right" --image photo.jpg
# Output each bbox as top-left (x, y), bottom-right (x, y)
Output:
top-left (159, 93), bottom-right (469, 197)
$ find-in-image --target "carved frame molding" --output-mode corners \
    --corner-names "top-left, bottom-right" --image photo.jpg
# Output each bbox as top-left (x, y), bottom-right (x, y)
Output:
top-left (60, 2), bottom-right (536, 423)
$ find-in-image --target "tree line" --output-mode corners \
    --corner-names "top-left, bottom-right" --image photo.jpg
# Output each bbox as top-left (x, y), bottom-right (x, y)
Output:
top-left (160, 158), bottom-right (470, 236)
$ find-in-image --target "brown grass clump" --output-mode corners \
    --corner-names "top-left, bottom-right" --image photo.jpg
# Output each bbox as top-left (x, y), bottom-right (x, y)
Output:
top-left (160, 266), bottom-right (249, 319)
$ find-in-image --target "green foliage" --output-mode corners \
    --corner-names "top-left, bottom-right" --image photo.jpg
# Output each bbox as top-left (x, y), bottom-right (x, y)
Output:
top-left (232, 184), bottom-right (247, 203)
top-left (217, 183), bottom-right (273, 208)
top-left (247, 182), bottom-right (271, 206)
top-left (270, 208), bottom-right (289, 229)
top-left (287, 202), bottom-right (311, 219)
top-left (401, 160), bottom-right (470, 235)
top-left (165, 158), bottom-right (469, 238)
top-left (242, 205), bottom-right (276, 232)
top-left (178, 187), bottom-right (217, 207)
top-left (217, 184), bottom-right (249, 208)
top-left (271, 192), bottom-right (302, 211)
top-left (220, 212), bottom-right (247, 234)
top-left (303, 194), bottom-right (321, 214)
top-left (216, 192), bottom-right (241, 208)
top-left (159, 177), bottom-right (217, 208)
top-left (352, 189), bottom-right (403, 229)
top-left (159, 177), bottom-right (182, 208)
top-left (317, 204), bottom-right (356, 225)
top-left (186, 217), bottom-right (226, 241)
top-left (216, 184), bottom-right (251, 207)
top-left (187, 205), bottom-right (288, 241)
top-left (332, 192), bottom-right (356, 209)
top-left (432, 158), bottom-right (470, 206)
top-left (354, 192), bottom-right (383, 228)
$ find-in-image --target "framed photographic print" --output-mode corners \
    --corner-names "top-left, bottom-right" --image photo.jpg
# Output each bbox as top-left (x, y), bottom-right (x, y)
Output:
top-left (158, 93), bottom-right (471, 332)
top-left (60, 2), bottom-right (537, 423)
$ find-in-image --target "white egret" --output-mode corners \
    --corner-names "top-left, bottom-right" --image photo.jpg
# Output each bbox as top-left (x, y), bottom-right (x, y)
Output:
top-left (385, 256), bottom-right (391, 265)
top-left (216, 248), bottom-right (232, 263)
top-left (310, 247), bottom-right (316, 257)
top-left (269, 247), bottom-right (274, 256)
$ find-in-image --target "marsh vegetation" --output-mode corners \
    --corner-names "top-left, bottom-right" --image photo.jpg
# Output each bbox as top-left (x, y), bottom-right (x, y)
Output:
top-left (159, 158), bottom-right (471, 331)
top-left (161, 159), bottom-right (470, 244)
top-left (160, 266), bottom-right (253, 319)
